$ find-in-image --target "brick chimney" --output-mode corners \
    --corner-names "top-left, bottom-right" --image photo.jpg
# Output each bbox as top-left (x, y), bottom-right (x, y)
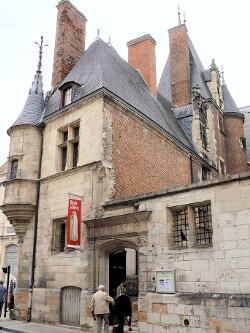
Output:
top-left (168, 24), bottom-right (190, 107)
top-left (51, 0), bottom-right (87, 89)
top-left (127, 34), bottom-right (157, 95)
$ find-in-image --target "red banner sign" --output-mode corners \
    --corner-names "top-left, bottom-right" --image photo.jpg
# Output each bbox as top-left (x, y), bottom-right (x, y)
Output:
top-left (67, 196), bottom-right (82, 249)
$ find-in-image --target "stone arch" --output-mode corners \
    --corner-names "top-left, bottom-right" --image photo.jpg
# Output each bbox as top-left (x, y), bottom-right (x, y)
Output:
top-left (94, 238), bottom-right (139, 293)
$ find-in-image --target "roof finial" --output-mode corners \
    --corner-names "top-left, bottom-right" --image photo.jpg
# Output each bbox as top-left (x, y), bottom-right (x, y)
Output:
top-left (95, 28), bottom-right (100, 40)
top-left (221, 65), bottom-right (225, 85)
top-left (183, 11), bottom-right (186, 25)
top-left (107, 36), bottom-right (112, 47)
top-left (178, 5), bottom-right (181, 25)
top-left (35, 36), bottom-right (48, 73)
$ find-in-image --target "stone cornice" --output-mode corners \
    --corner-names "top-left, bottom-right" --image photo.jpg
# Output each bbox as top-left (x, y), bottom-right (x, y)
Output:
top-left (84, 210), bottom-right (151, 228)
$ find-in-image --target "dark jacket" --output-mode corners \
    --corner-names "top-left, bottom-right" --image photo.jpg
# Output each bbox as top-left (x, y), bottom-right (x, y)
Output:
top-left (115, 294), bottom-right (132, 317)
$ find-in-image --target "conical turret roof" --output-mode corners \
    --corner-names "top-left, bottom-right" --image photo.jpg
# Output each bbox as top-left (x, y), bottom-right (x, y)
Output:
top-left (8, 37), bottom-right (46, 135)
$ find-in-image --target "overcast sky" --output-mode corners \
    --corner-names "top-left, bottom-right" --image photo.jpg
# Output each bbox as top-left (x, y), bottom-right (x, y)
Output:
top-left (1, 0), bottom-right (250, 166)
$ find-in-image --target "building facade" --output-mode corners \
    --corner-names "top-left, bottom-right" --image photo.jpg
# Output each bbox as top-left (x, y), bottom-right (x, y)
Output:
top-left (1, 0), bottom-right (249, 331)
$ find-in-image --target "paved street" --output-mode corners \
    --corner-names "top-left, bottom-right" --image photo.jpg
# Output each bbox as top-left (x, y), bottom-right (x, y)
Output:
top-left (0, 318), bottom-right (139, 333)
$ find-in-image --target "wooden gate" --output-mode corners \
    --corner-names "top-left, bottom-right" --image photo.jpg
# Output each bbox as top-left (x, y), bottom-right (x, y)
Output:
top-left (61, 286), bottom-right (81, 326)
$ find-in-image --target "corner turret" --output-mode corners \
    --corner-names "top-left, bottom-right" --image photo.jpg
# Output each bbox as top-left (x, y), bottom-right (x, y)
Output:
top-left (1, 37), bottom-right (46, 242)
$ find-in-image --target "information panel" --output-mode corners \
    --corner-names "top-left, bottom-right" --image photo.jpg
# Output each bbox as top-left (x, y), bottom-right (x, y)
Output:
top-left (155, 270), bottom-right (175, 293)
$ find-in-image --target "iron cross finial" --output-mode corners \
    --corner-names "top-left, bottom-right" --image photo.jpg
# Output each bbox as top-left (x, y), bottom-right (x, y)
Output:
top-left (35, 36), bottom-right (48, 73)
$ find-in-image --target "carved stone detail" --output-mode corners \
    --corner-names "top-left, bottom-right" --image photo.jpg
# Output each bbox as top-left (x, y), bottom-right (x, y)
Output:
top-left (0, 203), bottom-right (35, 242)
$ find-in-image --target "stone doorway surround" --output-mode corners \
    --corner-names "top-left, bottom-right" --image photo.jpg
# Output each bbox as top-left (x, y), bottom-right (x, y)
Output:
top-left (84, 208), bottom-right (151, 294)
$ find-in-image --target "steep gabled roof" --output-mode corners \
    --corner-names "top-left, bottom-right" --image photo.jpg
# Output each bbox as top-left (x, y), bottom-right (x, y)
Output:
top-left (45, 38), bottom-right (195, 151)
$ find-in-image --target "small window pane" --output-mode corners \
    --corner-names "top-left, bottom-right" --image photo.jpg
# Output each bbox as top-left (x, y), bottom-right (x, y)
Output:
top-left (10, 160), bottom-right (18, 179)
top-left (63, 131), bottom-right (68, 142)
top-left (74, 127), bottom-right (79, 138)
top-left (59, 223), bottom-right (66, 252)
top-left (64, 87), bottom-right (72, 106)
top-left (62, 147), bottom-right (67, 171)
top-left (73, 142), bottom-right (79, 167)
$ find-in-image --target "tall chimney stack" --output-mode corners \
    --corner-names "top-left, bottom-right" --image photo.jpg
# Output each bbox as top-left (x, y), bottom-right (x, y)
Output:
top-left (51, 0), bottom-right (87, 89)
top-left (127, 34), bottom-right (157, 96)
top-left (169, 24), bottom-right (190, 106)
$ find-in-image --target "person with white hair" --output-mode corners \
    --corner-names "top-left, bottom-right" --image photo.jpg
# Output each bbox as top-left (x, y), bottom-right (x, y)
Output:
top-left (91, 285), bottom-right (115, 333)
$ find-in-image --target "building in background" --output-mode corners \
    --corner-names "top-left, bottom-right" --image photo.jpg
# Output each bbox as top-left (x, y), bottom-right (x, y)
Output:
top-left (239, 105), bottom-right (250, 164)
top-left (1, 0), bottom-right (250, 331)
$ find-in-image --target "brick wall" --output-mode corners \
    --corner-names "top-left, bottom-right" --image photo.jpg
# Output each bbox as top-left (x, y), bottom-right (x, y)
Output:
top-left (224, 114), bottom-right (248, 174)
top-left (108, 104), bottom-right (192, 199)
top-left (127, 35), bottom-right (157, 95)
top-left (169, 25), bottom-right (190, 107)
top-left (51, 0), bottom-right (87, 88)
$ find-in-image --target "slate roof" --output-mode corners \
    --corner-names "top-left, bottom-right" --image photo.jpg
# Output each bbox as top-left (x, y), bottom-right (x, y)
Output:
top-left (8, 72), bottom-right (45, 134)
top-left (44, 38), bottom-right (195, 151)
top-left (222, 83), bottom-right (240, 113)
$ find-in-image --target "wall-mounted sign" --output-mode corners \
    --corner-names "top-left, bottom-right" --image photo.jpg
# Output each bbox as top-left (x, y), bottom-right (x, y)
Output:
top-left (155, 270), bottom-right (175, 293)
top-left (66, 196), bottom-right (82, 249)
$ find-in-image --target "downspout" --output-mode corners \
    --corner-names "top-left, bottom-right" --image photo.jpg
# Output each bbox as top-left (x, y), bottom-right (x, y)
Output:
top-left (190, 155), bottom-right (194, 183)
top-left (27, 123), bottom-right (45, 322)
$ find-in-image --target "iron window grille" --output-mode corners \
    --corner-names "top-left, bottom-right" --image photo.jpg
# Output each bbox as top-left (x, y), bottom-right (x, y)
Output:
top-left (194, 204), bottom-right (212, 245)
top-left (169, 202), bottom-right (212, 249)
top-left (172, 207), bottom-right (189, 247)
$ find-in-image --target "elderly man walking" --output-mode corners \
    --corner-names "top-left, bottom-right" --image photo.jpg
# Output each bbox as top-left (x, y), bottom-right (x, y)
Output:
top-left (91, 285), bottom-right (115, 333)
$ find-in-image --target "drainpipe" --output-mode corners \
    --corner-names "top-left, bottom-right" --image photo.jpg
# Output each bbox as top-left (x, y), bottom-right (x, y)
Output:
top-left (27, 123), bottom-right (45, 322)
top-left (190, 155), bottom-right (194, 183)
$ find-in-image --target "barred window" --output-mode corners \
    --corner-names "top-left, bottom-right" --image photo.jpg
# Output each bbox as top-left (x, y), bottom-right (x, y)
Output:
top-left (169, 202), bottom-right (212, 248)
top-left (194, 204), bottom-right (212, 245)
top-left (173, 208), bottom-right (189, 247)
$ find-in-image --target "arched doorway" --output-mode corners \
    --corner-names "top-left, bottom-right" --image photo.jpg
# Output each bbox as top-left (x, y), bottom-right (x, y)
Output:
top-left (109, 247), bottom-right (138, 326)
top-left (109, 250), bottom-right (126, 298)
top-left (61, 286), bottom-right (81, 326)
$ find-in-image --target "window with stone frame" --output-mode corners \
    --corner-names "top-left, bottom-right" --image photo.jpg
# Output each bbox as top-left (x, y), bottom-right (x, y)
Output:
top-left (202, 166), bottom-right (210, 181)
top-left (52, 217), bottom-right (67, 255)
top-left (169, 201), bottom-right (213, 248)
top-left (10, 159), bottom-right (18, 179)
top-left (58, 121), bottom-right (80, 172)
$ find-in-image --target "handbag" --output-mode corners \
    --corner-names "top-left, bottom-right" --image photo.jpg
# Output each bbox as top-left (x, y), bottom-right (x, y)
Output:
top-left (112, 325), bottom-right (118, 333)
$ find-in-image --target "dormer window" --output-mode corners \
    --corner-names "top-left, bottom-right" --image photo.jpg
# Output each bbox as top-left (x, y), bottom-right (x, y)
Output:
top-left (63, 87), bottom-right (73, 106)
top-left (59, 81), bottom-right (76, 108)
